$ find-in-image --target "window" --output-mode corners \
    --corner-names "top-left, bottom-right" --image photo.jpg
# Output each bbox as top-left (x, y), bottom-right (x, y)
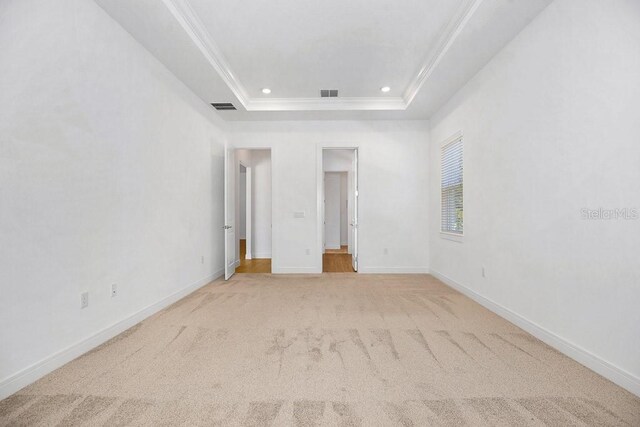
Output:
top-left (441, 135), bottom-right (463, 235)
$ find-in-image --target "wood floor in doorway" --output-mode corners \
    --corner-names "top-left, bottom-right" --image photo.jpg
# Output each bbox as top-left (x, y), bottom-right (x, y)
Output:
top-left (325, 245), bottom-right (348, 254)
top-left (323, 252), bottom-right (355, 273)
top-left (236, 239), bottom-right (271, 273)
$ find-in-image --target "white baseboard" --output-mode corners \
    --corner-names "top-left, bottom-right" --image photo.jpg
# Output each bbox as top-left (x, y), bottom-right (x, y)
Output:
top-left (325, 245), bottom-right (341, 250)
top-left (429, 269), bottom-right (640, 398)
top-left (358, 266), bottom-right (430, 274)
top-left (0, 269), bottom-right (223, 401)
top-left (252, 252), bottom-right (272, 259)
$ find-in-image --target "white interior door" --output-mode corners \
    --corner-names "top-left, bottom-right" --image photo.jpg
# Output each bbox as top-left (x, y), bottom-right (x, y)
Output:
top-left (351, 150), bottom-right (358, 272)
top-left (224, 147), bottom-right (236, 280)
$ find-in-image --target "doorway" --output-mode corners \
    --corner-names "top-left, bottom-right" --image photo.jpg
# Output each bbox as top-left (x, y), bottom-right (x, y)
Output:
top-left (224, 148), bottom-right (272, 278)
top-left (321, 148), bottom-right (358, 273)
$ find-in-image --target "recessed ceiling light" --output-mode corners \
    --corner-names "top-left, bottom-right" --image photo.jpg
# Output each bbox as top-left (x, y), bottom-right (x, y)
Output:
top-left (381, 86), bottom-right (391, 93)
top-left (262, 88), bottom-right (271, 94)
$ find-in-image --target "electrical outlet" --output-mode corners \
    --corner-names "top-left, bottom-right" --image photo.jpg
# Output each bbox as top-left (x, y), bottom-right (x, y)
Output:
top-left (111, 284), bottom-right (117, 298)
top-left (201, 255), bottom-right (204, 264)
top-left (305, 248), bottom-right (311, 255)
top-left (81, 292), bottom-right (89, 309)
top-left (383, 248), bottom-right (389, 255)
top-left (482, 266), bottom-right (486, 278)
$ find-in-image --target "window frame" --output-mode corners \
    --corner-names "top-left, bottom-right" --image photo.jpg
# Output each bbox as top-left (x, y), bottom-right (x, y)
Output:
top-left (440, 132), bottom-right (464, 240)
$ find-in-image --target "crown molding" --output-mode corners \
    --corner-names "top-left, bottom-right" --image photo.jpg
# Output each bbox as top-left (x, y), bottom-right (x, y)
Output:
top-left (161, 0), bottom-right (250, 107)
top-left (246, 97), bottom-right (406, 111)
top-left (163, 0), bottom-right (483, 112)
top-left (402, 0), bottom-right (484, 106)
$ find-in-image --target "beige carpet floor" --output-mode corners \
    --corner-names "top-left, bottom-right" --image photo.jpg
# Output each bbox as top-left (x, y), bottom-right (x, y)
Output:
top-left (1, 274), bottom-right (639, 426)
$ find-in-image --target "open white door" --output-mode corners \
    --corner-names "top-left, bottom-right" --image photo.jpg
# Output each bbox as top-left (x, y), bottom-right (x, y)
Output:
top-left (351, 150), bottom-right (358, 272)
top-left (224, 147), bottom-right (236, 280)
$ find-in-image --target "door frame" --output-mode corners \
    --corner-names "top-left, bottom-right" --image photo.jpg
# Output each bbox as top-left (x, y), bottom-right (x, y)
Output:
top-left (238, 161), bottom-right (252, 261)
top-left (231, 147), bottom-right (274, 271)
top-left (316, 144), bottom-right (359, 273)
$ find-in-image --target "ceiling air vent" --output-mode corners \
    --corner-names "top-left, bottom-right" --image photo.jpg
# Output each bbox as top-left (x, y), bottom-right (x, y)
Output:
top-left (211, 102), bottom-right (236, 110)
top-left (320, 89), bottom-right (338, 98)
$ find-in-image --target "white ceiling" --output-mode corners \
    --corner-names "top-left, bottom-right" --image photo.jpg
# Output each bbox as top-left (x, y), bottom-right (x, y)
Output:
top-left (95, 0), bottom-right (552, 120)
top-left (189, 0), bottom-right (465, 99)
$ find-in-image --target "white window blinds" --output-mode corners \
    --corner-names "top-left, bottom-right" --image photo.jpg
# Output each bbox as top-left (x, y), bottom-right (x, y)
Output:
top-left (441, 137), bottom-right (463, 234)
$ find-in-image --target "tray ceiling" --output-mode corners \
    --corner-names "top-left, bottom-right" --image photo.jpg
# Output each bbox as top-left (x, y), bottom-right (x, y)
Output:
top-left (95, 0), bottom-right (552, 120)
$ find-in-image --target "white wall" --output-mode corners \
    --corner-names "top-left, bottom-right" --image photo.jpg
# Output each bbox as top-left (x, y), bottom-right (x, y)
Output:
top-left (229, 121), bottom-right (430, 274)
top-left (238, 168), bottom-right (247, 239)
top-left (428, 0), bottom-right (640, 395)
top-left (340, 173), bottom-right (348, 246)
top-left (323, 149), bottom-right (354, 172)
top-left (324, 173), bottom-right (342, 249)
top-left (251, 150), bottom-right (272, 259)
top-left (0, 0), bottom-right (226, 398)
